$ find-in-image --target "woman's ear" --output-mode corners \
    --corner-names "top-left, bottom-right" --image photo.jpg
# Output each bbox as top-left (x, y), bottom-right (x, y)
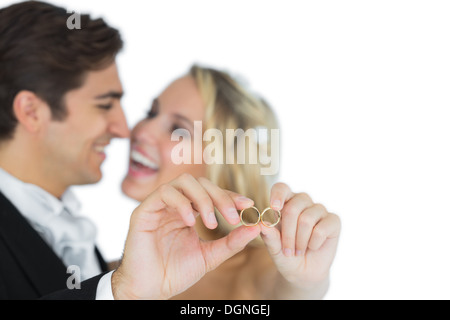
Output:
top-left (12, 91), bottom-right (51, 134)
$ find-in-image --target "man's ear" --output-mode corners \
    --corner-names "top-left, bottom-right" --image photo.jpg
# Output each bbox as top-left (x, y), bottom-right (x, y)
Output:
top-left (12, 91), bottom-right (51, 134)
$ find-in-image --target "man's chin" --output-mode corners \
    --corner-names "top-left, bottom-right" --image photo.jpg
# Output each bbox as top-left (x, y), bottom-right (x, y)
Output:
top-left (90, 170), bottom-right (103, 184)
top-left (74, 170), bottom-right (103, 186)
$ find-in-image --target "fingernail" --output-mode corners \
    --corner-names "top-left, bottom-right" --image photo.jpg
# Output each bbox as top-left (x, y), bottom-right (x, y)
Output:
top-left (283, 248), bottom-right (293, 257)
top-left (186, 213), bottom-right (196, 226)
top-left (237, 196), bottom-right (252, 202)
top-left (272, 200), bottom-right (281, 209)
top-left (295, 250), bottom-right (302, 256)
top-left (208, 212), bottom-right (218, 226)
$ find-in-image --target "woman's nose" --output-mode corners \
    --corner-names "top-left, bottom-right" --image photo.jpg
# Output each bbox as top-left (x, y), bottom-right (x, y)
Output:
top-left (132, 118), bottom-right (162, 144)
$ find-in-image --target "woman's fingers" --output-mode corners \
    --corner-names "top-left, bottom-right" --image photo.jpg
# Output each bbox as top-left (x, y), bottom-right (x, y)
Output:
top-left (267, 186), bottom-right (336, 257)
top-left (279, 193), bottom-right (314, 256)
top-left (294, 203), bottom-right (328, 255)
top-left (269, 182), bottom-right (295, 211)
top-left (263, 201), bottom-right (333, 258)
top-left (307, 213), bottom-right (341, 251)
top-left (260, 224), bottom-right (282, 256)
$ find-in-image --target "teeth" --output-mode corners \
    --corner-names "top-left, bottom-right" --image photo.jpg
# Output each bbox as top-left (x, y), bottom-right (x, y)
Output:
top-left (94, 145), bottom-right (106, 153)
top-left (131, 150), bottom-right (159, 170)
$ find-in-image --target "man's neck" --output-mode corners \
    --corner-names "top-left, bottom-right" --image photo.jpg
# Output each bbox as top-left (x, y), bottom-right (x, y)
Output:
top-left (0, 141), bottom-right (67, 199)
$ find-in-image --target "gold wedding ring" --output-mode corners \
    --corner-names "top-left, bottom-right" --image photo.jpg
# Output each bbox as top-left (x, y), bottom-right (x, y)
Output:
top-left (260, 207), bottom-right (282, 228)
top-left (240, 206), bottom-right (281, 227)
top-left (239, 206), bottom-right (260, 227)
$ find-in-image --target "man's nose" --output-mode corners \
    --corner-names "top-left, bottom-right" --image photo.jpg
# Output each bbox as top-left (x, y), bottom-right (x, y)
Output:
top-left (109, 105), bottom-right (130, 139)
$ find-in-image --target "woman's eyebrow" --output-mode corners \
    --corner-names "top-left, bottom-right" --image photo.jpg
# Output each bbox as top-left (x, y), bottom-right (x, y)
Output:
top-left (155, 97), bottom-right (194, 128)
top-left (173, 114), bottom-right (194, 128)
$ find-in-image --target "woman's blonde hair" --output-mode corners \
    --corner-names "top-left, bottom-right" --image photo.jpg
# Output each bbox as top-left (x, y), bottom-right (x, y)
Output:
top-left (189, 64), bottom-right (280, 235)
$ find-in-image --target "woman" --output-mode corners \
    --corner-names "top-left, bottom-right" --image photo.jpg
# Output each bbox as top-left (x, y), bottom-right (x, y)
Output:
top-left (120, 65), bottom-right (341, 299)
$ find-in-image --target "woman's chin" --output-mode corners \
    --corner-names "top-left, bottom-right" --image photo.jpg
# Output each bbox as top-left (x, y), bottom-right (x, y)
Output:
top-left (121, 175), bottom-right (157, 202)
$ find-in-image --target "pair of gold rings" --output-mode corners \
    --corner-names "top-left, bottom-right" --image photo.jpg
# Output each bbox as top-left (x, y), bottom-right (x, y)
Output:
top-left (240, 206), bottom-right (281, 228)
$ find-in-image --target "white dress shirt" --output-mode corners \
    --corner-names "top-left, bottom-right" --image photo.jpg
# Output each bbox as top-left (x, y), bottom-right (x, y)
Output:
top-left (0, 168), bottom-right (114, 299)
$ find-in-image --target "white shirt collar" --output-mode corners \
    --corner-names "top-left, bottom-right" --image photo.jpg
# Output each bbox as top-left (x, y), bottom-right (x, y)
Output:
top-left (0, 167), bottom-right (101, 280)
top-left (0, 167), bottom-right (81, 219)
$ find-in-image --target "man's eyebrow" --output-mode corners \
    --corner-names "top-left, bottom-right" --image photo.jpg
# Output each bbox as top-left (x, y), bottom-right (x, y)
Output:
top-left (94, 91), bottom-right (124, 100)
top-left (151, 98), bottom-right (159, 109)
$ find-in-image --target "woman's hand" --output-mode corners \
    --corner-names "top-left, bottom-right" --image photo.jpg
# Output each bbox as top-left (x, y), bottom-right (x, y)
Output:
top-left (111, 173), bottom-right (260, 300)
top-left (260, 183), bottom-right (341, 299)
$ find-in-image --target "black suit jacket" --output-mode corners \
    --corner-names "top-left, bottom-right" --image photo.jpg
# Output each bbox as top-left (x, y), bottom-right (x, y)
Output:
top-left (0, 192), bottom-right (109, 300)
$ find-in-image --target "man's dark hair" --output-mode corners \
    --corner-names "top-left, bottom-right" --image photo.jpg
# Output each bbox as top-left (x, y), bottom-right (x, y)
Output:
top-left (0, 1), bottom-right (123, 140)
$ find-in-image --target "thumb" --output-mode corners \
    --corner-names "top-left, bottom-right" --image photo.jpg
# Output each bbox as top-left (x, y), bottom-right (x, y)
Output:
top-left (201, 225), bottom-right (260, 272)
top-left (260, 224), bottom-right (282, 256)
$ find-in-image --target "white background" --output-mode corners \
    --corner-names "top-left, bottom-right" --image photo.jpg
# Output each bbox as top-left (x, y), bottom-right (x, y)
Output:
top-left (2, 0), bottom-right (450, 299)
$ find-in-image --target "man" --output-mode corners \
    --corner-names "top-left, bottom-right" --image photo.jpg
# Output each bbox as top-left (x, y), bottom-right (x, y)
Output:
top-left (0, 1), bottom-right (261, 299)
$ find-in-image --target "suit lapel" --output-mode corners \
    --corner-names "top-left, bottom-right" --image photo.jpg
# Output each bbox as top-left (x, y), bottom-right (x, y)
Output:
top-left (95, 247), bottom-right (109, 273)
top-left (0, 192), bottom-right (68, 296)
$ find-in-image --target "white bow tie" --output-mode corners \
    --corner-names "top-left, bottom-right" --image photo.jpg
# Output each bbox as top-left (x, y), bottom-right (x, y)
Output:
top-left (33, 206), bottom-right (101, 281)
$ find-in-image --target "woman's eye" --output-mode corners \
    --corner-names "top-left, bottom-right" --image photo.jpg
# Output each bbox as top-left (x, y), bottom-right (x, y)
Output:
top-left (171, 125), bottom-right (191, 138)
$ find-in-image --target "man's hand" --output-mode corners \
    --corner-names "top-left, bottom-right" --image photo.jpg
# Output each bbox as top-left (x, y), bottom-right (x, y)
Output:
top-left (111, 174), bottom-right (260, 300)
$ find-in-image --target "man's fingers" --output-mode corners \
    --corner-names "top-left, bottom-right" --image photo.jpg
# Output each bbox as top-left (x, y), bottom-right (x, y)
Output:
top-left (198, 177), bottom-right (255, 226)
top-left (132, 183), bottom-right (196, 230)
top-left (158, 184), bottom-right (198, 226)
top-left (224, 190), bottom-right (255, 211)
top-left (170, 174), bottom-right (218, 229)
top-left (135, 174), bottom-right (257, 231)
top-left (197, 177), bottom-right (245, 226)
top-left (201, 225), bottom-right (260, 272)
top-left (168, 174), bottom-right (256, 229)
